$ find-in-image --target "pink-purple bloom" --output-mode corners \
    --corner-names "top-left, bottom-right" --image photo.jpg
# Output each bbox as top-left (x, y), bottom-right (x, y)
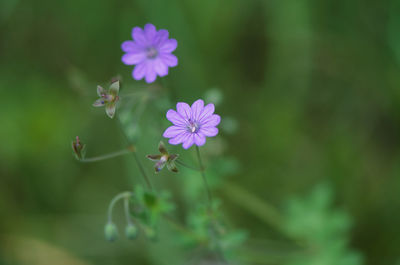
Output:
top-left (121, 24), bottom-right (178, 83)
top-left (163, 99), bottom-right (220, 149)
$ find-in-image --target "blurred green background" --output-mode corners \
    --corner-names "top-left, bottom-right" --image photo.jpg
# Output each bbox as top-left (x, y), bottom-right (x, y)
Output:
top-left (1, 0), bottom-right (400, 264)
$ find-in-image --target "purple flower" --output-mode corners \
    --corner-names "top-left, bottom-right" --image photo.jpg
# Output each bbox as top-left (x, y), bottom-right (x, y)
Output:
top-left (121, 23), bottom-right (178, 83)
top-left (163, 99), bottom-right (220, 149)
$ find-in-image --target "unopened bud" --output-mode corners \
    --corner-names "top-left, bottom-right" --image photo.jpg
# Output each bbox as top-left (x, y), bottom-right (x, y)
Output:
top-left (104, 222), bottom-right (118, 242)
top-left (72, 136), bottom-right (86, 160)
top-left (125, 223), bottom-right (138, 240)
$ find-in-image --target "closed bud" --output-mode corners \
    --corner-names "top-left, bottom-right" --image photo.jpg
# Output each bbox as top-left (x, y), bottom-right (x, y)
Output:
top-left (72, 136), bottom-right (86, 160)
top-left (104, 222), bottom-right (118, 242)
top-left (125, 223), bottom-right (138, 240)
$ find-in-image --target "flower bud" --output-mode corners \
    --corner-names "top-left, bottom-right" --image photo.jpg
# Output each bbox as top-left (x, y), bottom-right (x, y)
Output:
top-left (125, 223), bottom-right (138, 240)
top-left (72, 136), bottom-right (86, 160)
top-left (104, 222), bottom-right (118, 242)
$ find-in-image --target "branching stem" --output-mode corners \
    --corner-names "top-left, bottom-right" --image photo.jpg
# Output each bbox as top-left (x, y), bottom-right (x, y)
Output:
top-left (107, 191), bottom-right (133, 223)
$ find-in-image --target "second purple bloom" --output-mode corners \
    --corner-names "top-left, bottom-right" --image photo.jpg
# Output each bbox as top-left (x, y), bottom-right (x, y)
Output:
top-left (163, 99), bottom-right (221, 149)
top-left (121, 23), bottom-right (178, 83)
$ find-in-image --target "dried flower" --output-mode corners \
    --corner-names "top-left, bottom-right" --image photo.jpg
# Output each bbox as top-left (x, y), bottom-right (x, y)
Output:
top-left (163, 99), bottom-right (220, 149)
top-left (72, 136), bottom-right (86, 160)
top-left (146, 141), bottom-right (179, 173)
top-left (121, 23), bottom-right (178, 83)
top-left (93, 80), bottom-right (120, 119)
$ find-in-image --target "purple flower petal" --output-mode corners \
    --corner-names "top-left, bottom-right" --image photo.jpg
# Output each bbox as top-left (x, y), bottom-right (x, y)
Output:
top-left (166, 109), bottom-right (186, 126)
top-left (145, 62), bottom-right (157, 83)
top-left (169, 132), bottom-right (190, 145)
top-left (154, 29), bottom-right (169, 47)
top-left (154, 58), bottom-right (168, 77)
top-left (121, 41), bottom-right (143, 53)
top-left (176, 102), bottom-right (192, 119)
top-left (199, 127), bottom-right (218, 137)
top-left (160, 53), bottom-right (178, 67)
top-left (144, 24), bottom-right (157, 41)
top-left (191, 99), bottom-right (204, 120)
top-left (194, 133), bottom-right (206, 146)
top-left (122, 52), bottom-right (146, 65)
top-left (132, 62), bottom-right (147, 80)
top-left (182, 135), bottom-right (195, 149)
top-left (160, 39), bottom-right (177, 53)
top-left (163, 126), bottom-right (185, 138)
top-left (198, 103), bottom-right (215, 122)
top-left (132, 27), bottom-right (147, 45)
top-left (202, 114), bottom-right (221, 127)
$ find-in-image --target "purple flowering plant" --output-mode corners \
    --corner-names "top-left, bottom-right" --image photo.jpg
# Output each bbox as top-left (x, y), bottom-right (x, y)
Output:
top-left (71, 23), bottom-right (255, 264)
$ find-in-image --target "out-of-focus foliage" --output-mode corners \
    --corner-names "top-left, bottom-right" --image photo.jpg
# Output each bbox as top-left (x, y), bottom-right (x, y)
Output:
top-left (283, 184), bottom-right (363, 265)
top-left (131, 185), bottom-right (175, 239)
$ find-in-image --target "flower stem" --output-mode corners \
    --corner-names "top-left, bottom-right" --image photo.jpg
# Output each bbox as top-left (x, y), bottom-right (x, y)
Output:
top-left (195, 146), bottom-right (212, 206)
top-left (123, 196), bottom-right (133, 225)
top-left (133, 150), bottom-right (153, 190)
top-left (107, 191), bottom-right (133, 223)
top-left (116, 115), bottom-right (154, 191)
top-left (79, 148), bottom-right (133, 163)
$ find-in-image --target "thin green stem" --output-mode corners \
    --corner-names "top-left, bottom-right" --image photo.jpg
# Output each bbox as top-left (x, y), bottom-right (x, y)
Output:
top-left (107, 191), bottom-right (133, 223)
top-left (133, 150), bottom-right (153, 190)
top-left (116, 114), bottom-right (153, 191)
top-left (123, 196), bottom-right (133, 225)
top-left (175, 159), bottom-right (201, 171)
top-left (79, 148), bottom-right (133, 163)
top-left (195, 146), bottom-right (212, 206)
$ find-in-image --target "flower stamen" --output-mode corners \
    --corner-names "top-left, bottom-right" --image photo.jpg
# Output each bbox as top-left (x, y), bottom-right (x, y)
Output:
top-left (146, 47), bottom-right (158, 59)
top-left (188, 119), bottom-right (199, 133)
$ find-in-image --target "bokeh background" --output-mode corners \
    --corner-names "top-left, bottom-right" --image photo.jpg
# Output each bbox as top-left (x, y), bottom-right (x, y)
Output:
top-left (1, 0), bottom-right (400, 264)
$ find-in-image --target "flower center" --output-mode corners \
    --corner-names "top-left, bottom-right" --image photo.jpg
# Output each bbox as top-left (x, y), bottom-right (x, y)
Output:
top-left (146, 47), bottom-right (158, 59)
top-left (187, 119), bottom-right (200, 133)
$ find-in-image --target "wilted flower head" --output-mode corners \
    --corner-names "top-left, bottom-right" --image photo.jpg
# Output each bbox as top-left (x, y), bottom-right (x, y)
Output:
top-left (146, 141), bottom-right (179, 173)
top-left (121, 23), bottom-right (178, 83)
top-left (93, 80), bottom-right (120, 119)
top-left (72, 136), bottom-right (86, 160)
top-left (163, 99), bottom-right (220, 149)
